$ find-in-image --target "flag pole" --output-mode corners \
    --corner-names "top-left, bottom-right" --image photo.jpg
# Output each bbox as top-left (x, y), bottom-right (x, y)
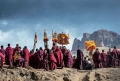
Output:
top-left (33, 32), bottom-right (37, 53)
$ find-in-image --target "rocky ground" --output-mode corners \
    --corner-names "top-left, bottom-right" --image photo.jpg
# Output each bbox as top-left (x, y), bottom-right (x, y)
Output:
top-left (0, 65), bottom-right (120, 81)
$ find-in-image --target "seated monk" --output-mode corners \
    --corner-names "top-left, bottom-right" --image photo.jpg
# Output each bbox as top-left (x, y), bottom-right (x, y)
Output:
top-left (16, 56), bottom-right (24, 67)
top-left (49, 50), bottom-right (57, 71)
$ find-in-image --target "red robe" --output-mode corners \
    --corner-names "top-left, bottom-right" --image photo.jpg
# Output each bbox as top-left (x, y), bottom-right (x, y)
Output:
top-left (37, 50), bottom-right (44, 69)
top-left (93, 51), bottom-right (102, 68)
top-left (0, 52), bottom-right (5, 68)
top-left (49, 53), bottom-right (57, 70)
top-left (111, 49), bottom-right (118, 68)
top-left (54, 48), bottom-right (63, 67)
top-left (5, 46), bottom-right (13, 66)
top-left (101, 52), bottom-right (106, 68)
top-left (23, 48), bottom-right (29, 67)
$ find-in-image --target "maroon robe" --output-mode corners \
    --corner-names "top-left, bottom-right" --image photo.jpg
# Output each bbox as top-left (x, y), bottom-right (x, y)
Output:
top-left (33, 51), bottom-right (38, 68)
top-left (93, 51), bottom-right (102, 68)
top-left (43, 53), bottom-right (49, 70)
top-left (54, 48), bottom-right (63, 67)
top-left (29, 52), bottom-right (34, 67)
top-left (37, 50), bottom-right (44, 69)
top-left (111, 49), bottom-right (118, 68)
top-left (101, 52), bottom-right (106, 68)
top-left (23, 48), bottom-right (29, 67)
top-left (0, 48), bottom-right (5, 57)
top-left (0, 52), bottom-right (5, 68)
top-left (74, 49), bottom-right (83, 70)
top-left (49, 53), bottom-right (57, 70)
top-left (5, 46), bottom-right (13, 66)
top-left (66, 51), bottom-right (73, 68)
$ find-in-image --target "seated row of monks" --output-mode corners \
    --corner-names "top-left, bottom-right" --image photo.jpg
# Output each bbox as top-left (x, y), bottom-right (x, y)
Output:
top-left (0, 43), bottom-right (119, 70)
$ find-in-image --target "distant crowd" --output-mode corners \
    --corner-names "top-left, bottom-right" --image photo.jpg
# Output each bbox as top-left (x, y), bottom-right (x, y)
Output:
top-left (0, 43), bottom-right (119, 70)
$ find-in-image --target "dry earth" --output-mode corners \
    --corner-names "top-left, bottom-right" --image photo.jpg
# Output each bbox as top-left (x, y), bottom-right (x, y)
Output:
top-left (0, 65), bottom-right (120, 81)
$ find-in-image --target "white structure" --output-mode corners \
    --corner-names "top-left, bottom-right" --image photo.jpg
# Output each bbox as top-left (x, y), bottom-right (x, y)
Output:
top-left (100, 41), bottom-right (104, 47)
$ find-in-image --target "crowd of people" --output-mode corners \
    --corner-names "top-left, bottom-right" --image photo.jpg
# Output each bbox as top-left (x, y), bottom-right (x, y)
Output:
top-left (0, 43), bottom-right (120, 71)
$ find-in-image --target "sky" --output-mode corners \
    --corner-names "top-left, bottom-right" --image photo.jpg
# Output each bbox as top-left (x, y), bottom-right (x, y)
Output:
top-left (0, 0), bottom-right (120, 50)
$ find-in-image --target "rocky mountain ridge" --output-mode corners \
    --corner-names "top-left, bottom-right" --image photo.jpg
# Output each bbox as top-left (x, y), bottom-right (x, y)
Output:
top-left (72, 29), bottom-right (120, 51)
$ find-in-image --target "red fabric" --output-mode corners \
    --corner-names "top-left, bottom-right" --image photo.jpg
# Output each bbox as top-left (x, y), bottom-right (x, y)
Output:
top-left (52, 46), bottom-right (56, 52)
top-left (93, 51), bottom-right (102, 68)
top-left (54, 48), bottom-right (63, 67)
top-left (5, 46), bottom-right (13, 58)
top-left (23, 48), bottom-right (29, 62)
top-left (0, 53), bottom-right (4, 68)
top-left (101, 52), bottom-right (106, 62)
top-left (49, 53), bottom-right (57, 70)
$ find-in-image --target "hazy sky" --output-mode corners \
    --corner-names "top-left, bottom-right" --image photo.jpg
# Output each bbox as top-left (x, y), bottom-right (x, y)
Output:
top-left (0, 0), bottom-right (120, 50)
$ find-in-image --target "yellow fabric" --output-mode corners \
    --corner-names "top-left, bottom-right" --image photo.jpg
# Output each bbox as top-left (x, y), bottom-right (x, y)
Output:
top-left (84, 40), bottom-right (96, 51)
top-left (13, 51), bottom-right (20, 62)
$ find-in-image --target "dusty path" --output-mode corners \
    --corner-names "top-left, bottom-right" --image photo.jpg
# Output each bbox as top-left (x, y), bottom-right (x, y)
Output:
top-left (0, 66), bottom-right (120, 81)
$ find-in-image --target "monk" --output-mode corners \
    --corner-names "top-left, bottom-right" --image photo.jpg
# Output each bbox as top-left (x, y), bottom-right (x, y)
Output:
top-left (73, 56), bottom-right (76, 64)
top-left (0, 45), bottom-right (5, 57)
top-left (54, 46), bottom-right (64, 68)
top-left (49, 50), bottom-right (57, 70)
top-left (101, 50), bottom-right (106, 68)
top-left (23, 46), bottom-right (29, 67)
top-left (37, 47), bottom-right (44, 69)
top-left (111, 46), bottom-right (118, 68)
top-left (0, 52), bottom-right (5, 68)
top-left (66, 50), bottom-right (73, 68)
top-left (106, 48), bottom-right (112, 67)
top-left (93, 48), bottom-right (102, 68)
top-left (52, 43), bottom-right (56, 52)
top-left (13, 44), bottom-right (21, 66)
top-left (44, 45), bottom-right (50, 54)
top-left (43, 50), bottom-right (49, 71)
top-left (5, 44), bottom-right (13, 66)
top-left (29, 50), bottom-right (34, 67)
top-left (73, 46), bottom-right (84, 70)
top-left (33, 49), bottom-right (39, 68)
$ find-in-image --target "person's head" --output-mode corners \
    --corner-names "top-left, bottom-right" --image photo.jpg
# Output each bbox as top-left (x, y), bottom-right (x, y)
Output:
top-left (8, 43), bottom-right (10, 47)
top-left (1, 45), bottom-right (3, 49)
top-left (53, 43), bottom-right (55, 46)
top-left (73, 56), bottom-right (76, 58)
top-left (44, 50), bottom-right (47, 54)
top-left (102, 50), bottom-right (104, 52)
top-left (16, 44), bottom-right (19, 47)
top-left (88, 58), bottom-right (90, 61)
top-left (96, 48), bottom-right (99, 52)
top-left (40, 47), bottom-right (43, 50)
top-left (24, 46), bottom-right (27, 49)
top-left (45, 45), bottom-right (48, 49)
top-left (36, 48), bottom-right (38, 52)
top-left (19, 46), bottom-right (21, 50)
top-left (114, 46), bottom-right (116, 49)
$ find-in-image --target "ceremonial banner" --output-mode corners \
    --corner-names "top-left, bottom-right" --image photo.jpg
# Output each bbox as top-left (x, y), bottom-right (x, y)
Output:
top-left (84, 40), bottom-right (96, 51)
top-left (57, 33), bottom-right (70, 45)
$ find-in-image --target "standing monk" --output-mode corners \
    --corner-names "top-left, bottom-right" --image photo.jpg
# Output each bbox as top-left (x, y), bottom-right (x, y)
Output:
top-left (37, 47), bottom-right (44, 69)
top-left (66, 50), bottom-right (73, 68)
top-left (23, 46), bottom-right (29, 67)
top-left (106, 48), bottom-right (112, 67)
top-left (0, 45), bottom-right (5, 57)
top-left (0, 52), bottom-right (5, 68)
top-left (49, 50), bottom-right (57, 70)
top-left (111, 46), bottom-right (118, 68)
top-left (5, 44), bottom-right (13, 66)
top-left (93, 48), bottom-right (102, 68)
top-left (101, 50), bottom-right (106, 68)
top-left (73, 46), bottom-right (84, 70)
top-left (33, 49), bottom-right (39, 68)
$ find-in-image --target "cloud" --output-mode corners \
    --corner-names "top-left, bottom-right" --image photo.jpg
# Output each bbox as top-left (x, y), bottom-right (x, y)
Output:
top-left (1, 20), bottom-right (8, 26)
